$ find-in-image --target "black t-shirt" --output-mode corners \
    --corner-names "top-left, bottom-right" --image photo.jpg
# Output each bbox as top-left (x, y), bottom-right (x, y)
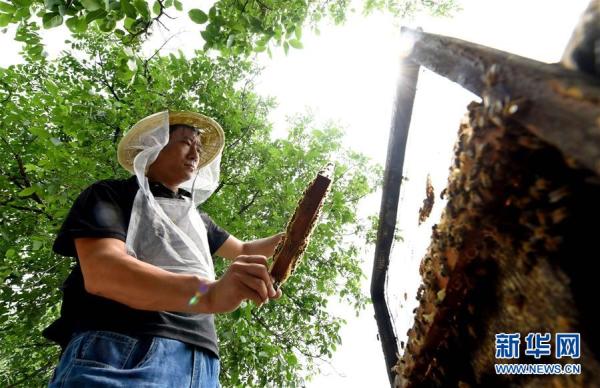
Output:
top-left (43, 176), bottom-right (230, 357)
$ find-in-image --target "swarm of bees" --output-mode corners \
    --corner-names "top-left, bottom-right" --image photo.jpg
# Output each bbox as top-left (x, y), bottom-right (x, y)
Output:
top-left (394, 99), bottom-right (600, 387)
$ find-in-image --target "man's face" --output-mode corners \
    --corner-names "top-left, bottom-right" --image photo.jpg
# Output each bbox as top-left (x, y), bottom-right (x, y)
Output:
top-left (147, 126), bottom-right (201, 186)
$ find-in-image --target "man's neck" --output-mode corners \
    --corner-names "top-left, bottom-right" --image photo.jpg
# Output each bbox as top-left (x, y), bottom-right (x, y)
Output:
top-left (146, 176), bottom-right (179, 194)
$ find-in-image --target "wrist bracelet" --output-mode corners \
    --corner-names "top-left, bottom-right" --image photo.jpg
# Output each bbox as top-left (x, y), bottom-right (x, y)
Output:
top-left (188, 282), bottom-right (210, 306)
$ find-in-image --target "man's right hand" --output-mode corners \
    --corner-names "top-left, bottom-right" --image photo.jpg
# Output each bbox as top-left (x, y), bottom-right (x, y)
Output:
top-left (204, 255), bottom-right (281, 313)
top-left (75, 237), bottom-right (281, 315)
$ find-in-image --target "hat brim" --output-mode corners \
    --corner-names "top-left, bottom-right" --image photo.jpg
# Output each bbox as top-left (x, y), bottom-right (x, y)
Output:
top-left (117, 111), bottom-right (225, 174)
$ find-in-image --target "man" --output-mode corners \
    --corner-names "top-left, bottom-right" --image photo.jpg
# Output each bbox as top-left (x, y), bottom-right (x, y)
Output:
top-left (45, 111), bottom-right (282, 387)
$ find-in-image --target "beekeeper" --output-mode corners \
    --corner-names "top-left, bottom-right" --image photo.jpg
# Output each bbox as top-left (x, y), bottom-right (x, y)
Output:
top-left (44, 111), bottom-right (282, 387)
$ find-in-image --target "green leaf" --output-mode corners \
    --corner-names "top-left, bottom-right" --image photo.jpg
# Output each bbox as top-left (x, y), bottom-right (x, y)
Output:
top-left (152, 0), bottom-right (160, 15)
top-left (173, 0), bottom-right (182, 11)
top-left (248, 16), bottom-right (262, 31)
top-left (24, 163), bottom-right (40, 172)
top-left (288, 39), bottom-right (302, 49)
top-left (44, 79), bottom-right (58, 92)
top-left (284, 353), bottom-right (298, 366)
top-left (85, 8), bottom-right (106, 22)
top-left (0, 13), bottom-right (10, 27)
top-left (96, 16), bottom-right (115, 31)
top-left (0, 1), bottom-right (16, 14)
top-left (120, 0), bottom-right (137, 18)
top-left (133, 0), bottom-right (149, 20)
top-left (231, 308), bottom-right (242, 320)
top-left (107, 0), bottom-right (120, 11)
top-left (17, 186), bottom-right (37, 197)
top-left (123, 16), bottom-right (135, 28)
top-left (14, 6), bottom-right (31, 19)
top-left (128, 17), bottom-right (146, 33)
top-left (188, 8), bottom-right (207, 24)
top-left (32, 239), bottom-right (43, 251)
top-left (65, 15), bottom-right (87, 33)
top-left (283, 41), bottom-right (289, 55)
top-left (226, 34), bottom-right (234, 48)
top-left (44, 0), bottom-right (61, 11)
top-left (42, 12), bottom-right (62, 28)
top-left (243, 304), bottom-right (252, 320)
top-left (80, 0), bottom-right (103, 11)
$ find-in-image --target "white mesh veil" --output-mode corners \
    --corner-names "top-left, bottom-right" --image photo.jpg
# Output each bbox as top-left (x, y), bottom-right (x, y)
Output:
top-left (124, 110), bottom-right (223, 206)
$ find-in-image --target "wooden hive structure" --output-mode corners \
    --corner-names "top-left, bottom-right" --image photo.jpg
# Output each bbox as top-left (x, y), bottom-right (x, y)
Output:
top-left (371, 2), bottom-right (600, 386)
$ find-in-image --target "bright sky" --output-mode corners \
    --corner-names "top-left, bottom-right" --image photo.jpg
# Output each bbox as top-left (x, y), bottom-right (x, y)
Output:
top-left (0, 0), bottom-right (590, 386)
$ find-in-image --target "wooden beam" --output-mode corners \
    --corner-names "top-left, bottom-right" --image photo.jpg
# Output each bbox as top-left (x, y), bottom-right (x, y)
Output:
top-left (371, 58), bottom-right (420, 386)
top-left (561, 0), bottom-right (600, 76)
top-left (401, 27), bottom-right (600, 176)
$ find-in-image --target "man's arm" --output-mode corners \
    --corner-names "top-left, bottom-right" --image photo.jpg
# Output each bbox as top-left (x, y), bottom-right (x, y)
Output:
top-left (215, 233), bottom-right (284, 260)
top-left (76, 237), bottom-right (278, 312)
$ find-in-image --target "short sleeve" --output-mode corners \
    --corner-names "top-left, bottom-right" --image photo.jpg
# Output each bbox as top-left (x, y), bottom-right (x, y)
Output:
top-left (199, 212), bottom-right (230, 255)
top-left (53, 181), bottom-right (129, 258)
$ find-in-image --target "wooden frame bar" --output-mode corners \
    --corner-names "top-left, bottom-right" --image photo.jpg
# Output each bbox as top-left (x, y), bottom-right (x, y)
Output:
top-left (371, 59), bottom-right (420, 386)
top-left (401, 27), bottom-right (600, 176)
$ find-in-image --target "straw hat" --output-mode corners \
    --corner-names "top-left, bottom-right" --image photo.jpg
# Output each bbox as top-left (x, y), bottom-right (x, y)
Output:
top-left (117, 111), bottom-right (225, 173)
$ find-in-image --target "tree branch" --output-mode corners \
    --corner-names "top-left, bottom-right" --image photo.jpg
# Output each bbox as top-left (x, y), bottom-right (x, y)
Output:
top-left (112, 125), bottom-right (122, 144)
top-left (238, 189), bottom-right (261, 215)
top-left (4, 203), bottom-right (53, 220)
top-left (96, 54), bottom-right (122, 102)
top-left (250, 309), bottom-right (325, 359)
top-left (0, 78), bottom-right (13, 104)
top-left (254, 0), bottom-right (273, 11)
top-left (0, 136), bottom-right (44, 205)
top-left (124, 0), bottom-right (173, 43)
top-left (142, 32), bottom-right (183, 84)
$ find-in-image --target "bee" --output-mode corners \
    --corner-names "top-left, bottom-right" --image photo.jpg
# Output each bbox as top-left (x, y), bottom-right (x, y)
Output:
top-left (416, 285), bottom-right (426, 302)
top-left (467, 325), bottom-right (477, 339)
top-left (436, 289), bottom-right (446, 305)
top-left (483, 63), bottom-right (501, 87)
top-left (422, 313), bottom-right (435, 324)
top-left (544, 235), bottom-right (563, 251)
top-left (549, 186), bottom-right (570, 203)
top-left (440, 263), bottom-right (449, 277)
top-left (518, 134), bottom-right (543, 149)
top-left (479, 172), bottom-right (493, 188)
top-left (551, 207), bottom-right (568, 224)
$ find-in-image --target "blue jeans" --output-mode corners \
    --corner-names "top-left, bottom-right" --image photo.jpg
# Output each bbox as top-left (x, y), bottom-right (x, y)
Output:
top-left (49, 331), bottom-right (220, 387)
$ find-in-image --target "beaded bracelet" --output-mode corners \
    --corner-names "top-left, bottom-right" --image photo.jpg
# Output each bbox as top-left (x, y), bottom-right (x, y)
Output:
top-left (188, 282), bottom-right (210, 306)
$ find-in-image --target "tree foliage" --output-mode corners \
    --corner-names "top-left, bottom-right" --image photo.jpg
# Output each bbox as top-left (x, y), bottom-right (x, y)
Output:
top-left (0, 27), bottom-right (381, 386)
top-left (0, 0), bottom-right (459, 55)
